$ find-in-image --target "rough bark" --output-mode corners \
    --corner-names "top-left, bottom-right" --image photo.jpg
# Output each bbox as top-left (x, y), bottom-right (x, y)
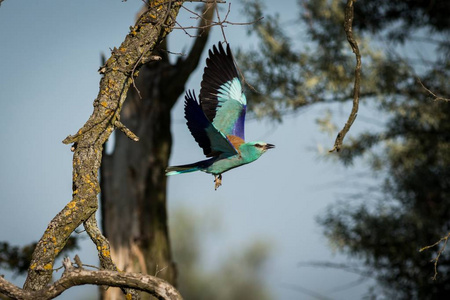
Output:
top-left (1, 257), bottom-right (181, 300)
top-left (100, 3), bottom-right (215, 299)
top-left (21, 1), bottom-right (184, 298)
top-left (329, 0), bottom-right (361, 152)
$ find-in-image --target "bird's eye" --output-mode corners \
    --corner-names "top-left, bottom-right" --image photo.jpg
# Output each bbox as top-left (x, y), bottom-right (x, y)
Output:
top-left (254, 144), bottom-right (262, 148)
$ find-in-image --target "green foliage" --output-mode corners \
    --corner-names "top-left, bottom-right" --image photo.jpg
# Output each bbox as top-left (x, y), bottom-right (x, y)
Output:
top-left (351, 0), bottom-right (450, 40)
top-left (0, 237), bottom-right (78, 275)
top-left (0, 242), bottom-right (37, 275)
top-left (311, 1), bottom-right (450, 298)
top-left (319, 96), bottom-right (450, 298)
top-left (239, 0), bottom-right (450, 298)
top-left (237, 0), bottom-right (424, 121)
top-left (170, 207), bottom-right (273, 300)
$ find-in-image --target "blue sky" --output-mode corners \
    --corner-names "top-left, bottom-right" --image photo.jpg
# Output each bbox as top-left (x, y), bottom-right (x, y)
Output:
top-left (0, 1), bottom-right (383, 299)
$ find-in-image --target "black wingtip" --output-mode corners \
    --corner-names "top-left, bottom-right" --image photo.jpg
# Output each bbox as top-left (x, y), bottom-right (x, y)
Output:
top-left (216, 42), bottom-right (230, 56)
top-left (184, 90), bottom-right (198, 106)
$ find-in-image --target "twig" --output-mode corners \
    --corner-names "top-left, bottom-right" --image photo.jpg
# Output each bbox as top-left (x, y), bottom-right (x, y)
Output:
top-left (175, 2), bottom-right (263, 40)
top-left (420, 232), bottom-right (450, 280)
top-left (82, 263), bottom-right (101, 270)
top-left (215, 3), bottom-right (228, 42)
top-left (416, 77), bottom-right (450, 102)
top-left (175, 20), bottom-right (203, 38)
top-left (131, 52), bottom-right (145, 99)
top-left (155, 265), bottom-right (168, 277)
top-left (182, 3), bottom-right (209, 20)
top-left (115, 120), bottom-right (140, 141)
top-left (329, 0), bottom-right (361, 153)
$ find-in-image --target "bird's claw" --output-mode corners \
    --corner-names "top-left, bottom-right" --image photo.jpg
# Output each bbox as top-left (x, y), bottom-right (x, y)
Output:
top-left (214, 174), bottom-right (222, 190)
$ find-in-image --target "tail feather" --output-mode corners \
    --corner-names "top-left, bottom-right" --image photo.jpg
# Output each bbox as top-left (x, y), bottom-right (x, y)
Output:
top-left (165, 163), bottom-right (201, 176)
top-left (166, 158), bottom-right (216, 176)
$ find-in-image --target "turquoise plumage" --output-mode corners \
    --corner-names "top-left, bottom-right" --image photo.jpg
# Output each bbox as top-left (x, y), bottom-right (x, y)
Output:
top-left (166, 42), bottom-right (274, 190)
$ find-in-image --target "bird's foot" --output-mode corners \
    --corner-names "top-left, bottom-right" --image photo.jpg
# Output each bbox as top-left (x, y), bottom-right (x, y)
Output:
top-left (214, 174), bottom-right (222, 190)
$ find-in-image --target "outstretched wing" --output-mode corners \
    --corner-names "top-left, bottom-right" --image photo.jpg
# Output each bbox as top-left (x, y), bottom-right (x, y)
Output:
top-left (184, 90), bottom-right (238, 158)
top-left (200, 42), bottom-right (247, 140)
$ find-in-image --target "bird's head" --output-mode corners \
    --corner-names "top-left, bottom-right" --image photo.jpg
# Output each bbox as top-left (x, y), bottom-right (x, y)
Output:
top-left (240, 141), bottom-right (275, 162)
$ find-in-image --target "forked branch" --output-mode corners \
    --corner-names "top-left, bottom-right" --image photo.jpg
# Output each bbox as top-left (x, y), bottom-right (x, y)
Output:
top-left (22, 1), bottom-right (184, 296)
top-left (0, 256), bottom-right (181, 300)
top-left (420, 232), bottom-right (450, 280)
top-left (175, 2), bottom-right (263, 40)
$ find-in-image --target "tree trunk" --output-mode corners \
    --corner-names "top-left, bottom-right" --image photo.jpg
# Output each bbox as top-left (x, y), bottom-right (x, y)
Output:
top-left (100, 4), bottom-right (215, 299)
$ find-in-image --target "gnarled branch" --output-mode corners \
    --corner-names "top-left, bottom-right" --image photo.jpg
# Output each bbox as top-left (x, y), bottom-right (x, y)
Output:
top-left (0, 257), bottom-right (181, 300)
top-left (23, 0), bottom-right (184, 293)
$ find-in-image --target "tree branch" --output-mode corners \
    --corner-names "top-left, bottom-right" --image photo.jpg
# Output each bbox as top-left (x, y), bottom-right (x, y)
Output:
top-left (329, 0), bottom-right (361, 153)
top-left (83, 214), bottom-right (140, 299)
top-left (0, 257), bottom-right (181, 300)
top-left (171, 2), bottom-right (216, 93)
top-left (416, 77), bottom-right (450, 102)
top-left (420, 232), bottom-right (450, 280)
top-left (23, 0), bottom-right (184, 292)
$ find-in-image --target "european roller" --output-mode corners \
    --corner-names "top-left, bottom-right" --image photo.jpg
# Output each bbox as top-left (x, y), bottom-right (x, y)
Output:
top-left (166, 42), bottom-right (275, 190)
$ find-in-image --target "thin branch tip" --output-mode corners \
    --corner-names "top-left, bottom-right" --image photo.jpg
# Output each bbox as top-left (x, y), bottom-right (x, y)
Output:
top-left (416, 77), bottom-right (450, 102)
top-left (420, 233), bottom-right (450, 280)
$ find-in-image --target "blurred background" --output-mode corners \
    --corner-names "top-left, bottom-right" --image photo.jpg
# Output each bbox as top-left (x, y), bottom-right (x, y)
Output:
top-left (1, 0), bottom-right (449, 299)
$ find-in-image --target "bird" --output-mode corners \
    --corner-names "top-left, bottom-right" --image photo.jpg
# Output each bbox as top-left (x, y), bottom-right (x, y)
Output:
top-left (166, 42), bottom-right (274, 190)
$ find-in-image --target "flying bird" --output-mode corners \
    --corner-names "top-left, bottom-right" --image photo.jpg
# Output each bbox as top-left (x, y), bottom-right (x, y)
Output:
top-left (166, 42), bottom-right (274, 190)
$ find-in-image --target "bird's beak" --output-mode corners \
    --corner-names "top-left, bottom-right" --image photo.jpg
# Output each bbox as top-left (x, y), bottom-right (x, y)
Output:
top-left (265, 143), bottom-right (275, 150)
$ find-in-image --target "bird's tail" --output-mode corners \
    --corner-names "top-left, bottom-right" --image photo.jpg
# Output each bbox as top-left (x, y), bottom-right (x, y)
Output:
top-left (165, 163), bottom-right (201, 176)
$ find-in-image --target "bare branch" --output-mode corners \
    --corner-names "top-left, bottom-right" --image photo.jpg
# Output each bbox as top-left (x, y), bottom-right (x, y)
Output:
top-left (416, 77), bottom-right (450, 102)
top-left (0, 257), bottom-right (182, 300)
top-left (174, 2), bottom-right (263, 39)
top-left (420, 232), bottom-right (450, 280)
top-left (115, 120), bottom-right (140, 141)
top-left (215, 2), bottom-right (229, 42)
top-left (83, 214), bottom-right (140, 299)
top-left (329, 0), bottom-right (361, 153)
top-left (23, 0), bottom-right (184, 292)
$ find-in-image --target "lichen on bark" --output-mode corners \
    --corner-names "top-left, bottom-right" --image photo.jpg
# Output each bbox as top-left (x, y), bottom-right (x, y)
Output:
top-left (22, 1), bottom-right (184, 296)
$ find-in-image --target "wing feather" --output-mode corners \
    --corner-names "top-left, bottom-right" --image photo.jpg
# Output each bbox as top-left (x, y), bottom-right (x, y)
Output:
top-left (200, 42), bottom-right (247, 140)
top-left (184, 90), bottom-right (238, 157)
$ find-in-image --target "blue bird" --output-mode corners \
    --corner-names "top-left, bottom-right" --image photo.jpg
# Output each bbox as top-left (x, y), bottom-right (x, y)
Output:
top-left (166, 42), bottom-right (275, 190)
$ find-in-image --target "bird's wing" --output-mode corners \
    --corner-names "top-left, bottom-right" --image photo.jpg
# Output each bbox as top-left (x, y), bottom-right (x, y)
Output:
top-left (200, 42), bottom-right (247, 140)
top-left (184, 90), bottom-right (238, 158)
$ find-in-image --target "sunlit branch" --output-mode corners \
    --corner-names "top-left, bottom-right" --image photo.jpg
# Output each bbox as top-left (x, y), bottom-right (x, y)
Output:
top-left (0, 256), bottom-right (181, 300)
